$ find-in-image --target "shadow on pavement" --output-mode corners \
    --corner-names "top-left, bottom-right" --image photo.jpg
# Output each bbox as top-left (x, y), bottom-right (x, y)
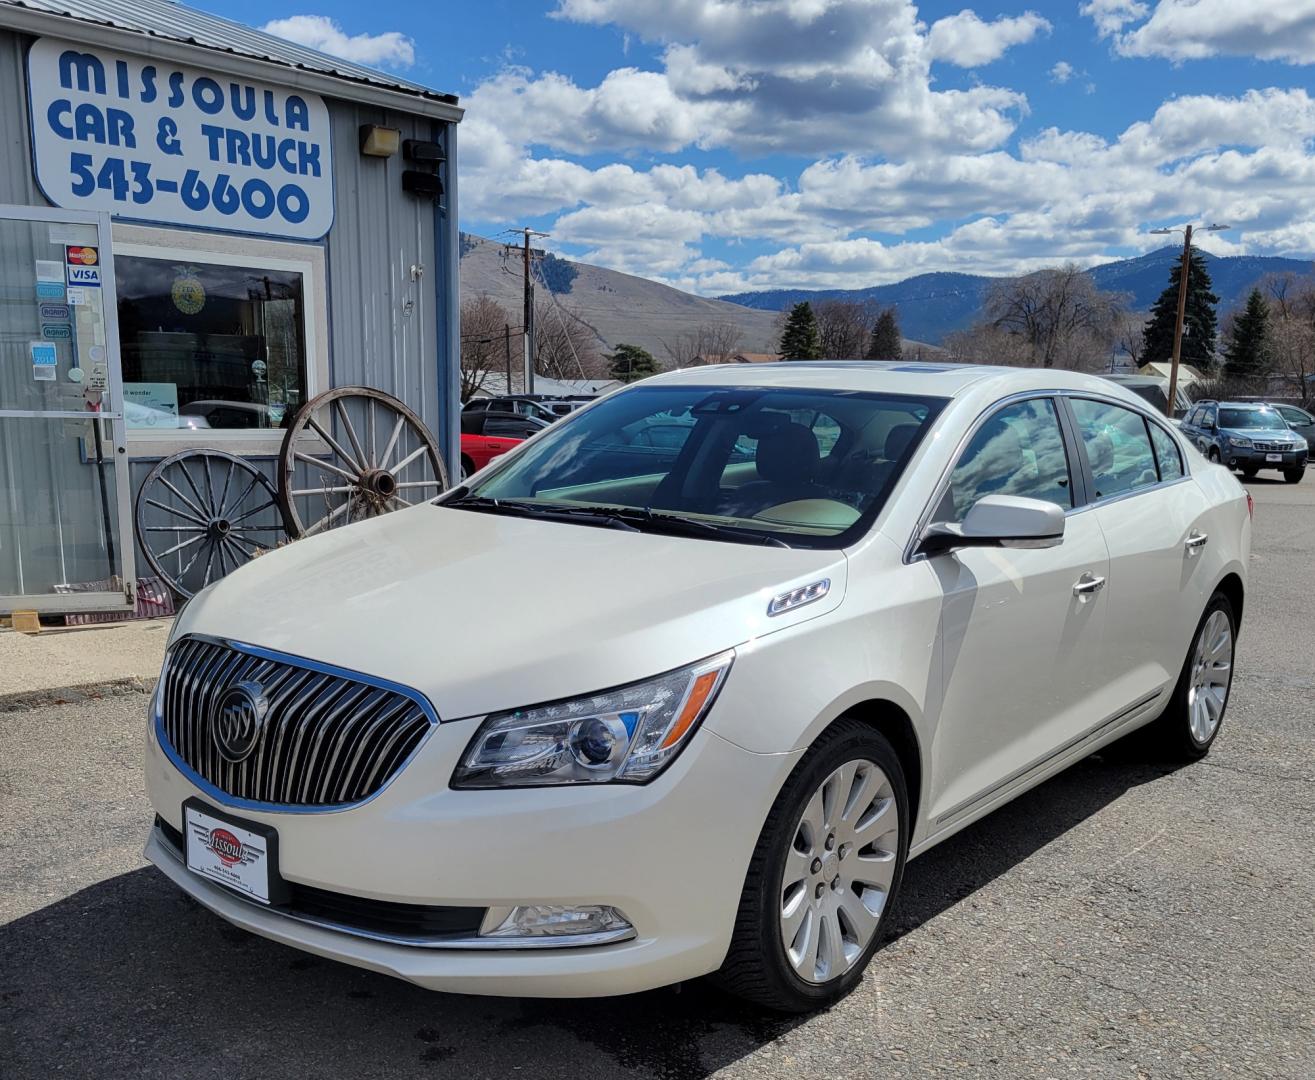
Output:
top-left (0, 751), bottom-right (1177, 1080)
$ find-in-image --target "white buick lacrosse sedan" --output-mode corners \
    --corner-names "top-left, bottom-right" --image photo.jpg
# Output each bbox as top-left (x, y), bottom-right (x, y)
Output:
top-left (144, 362), bottom-right (1250, 1012)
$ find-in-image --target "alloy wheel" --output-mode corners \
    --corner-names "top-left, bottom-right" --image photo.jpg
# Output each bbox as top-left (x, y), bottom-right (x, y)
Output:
top-left (1188, 609), bottom-right (1233, 743)
top-left (779, 758), bottom-right (900, 985)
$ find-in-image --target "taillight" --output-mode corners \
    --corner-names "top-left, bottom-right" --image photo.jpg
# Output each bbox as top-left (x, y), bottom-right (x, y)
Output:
top-left (1246, 491), bottom-right (1254, 519)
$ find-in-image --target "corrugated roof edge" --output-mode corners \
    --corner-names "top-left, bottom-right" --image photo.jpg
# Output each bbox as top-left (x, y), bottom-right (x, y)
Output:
top-left (0, 0), bottom-right (462, 117)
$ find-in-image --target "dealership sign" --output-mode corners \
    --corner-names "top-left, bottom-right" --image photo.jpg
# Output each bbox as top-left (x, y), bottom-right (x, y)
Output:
top-left (27, 38), bottom-right (334, 239)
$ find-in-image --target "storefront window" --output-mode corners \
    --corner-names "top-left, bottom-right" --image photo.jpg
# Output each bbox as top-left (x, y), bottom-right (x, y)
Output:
top-left (114, 254), bottom-right (307, 431)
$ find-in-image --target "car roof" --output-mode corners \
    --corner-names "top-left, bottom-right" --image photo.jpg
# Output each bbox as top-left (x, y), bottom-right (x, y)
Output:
top-left (1216, 401), bottom-right (1276, 409)
top-left (644, 360), bottom-right (1139, 402)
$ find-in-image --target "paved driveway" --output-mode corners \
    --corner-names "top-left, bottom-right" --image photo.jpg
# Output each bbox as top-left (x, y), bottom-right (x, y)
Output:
top-left (2, 479), bottom-right (1312, 1079)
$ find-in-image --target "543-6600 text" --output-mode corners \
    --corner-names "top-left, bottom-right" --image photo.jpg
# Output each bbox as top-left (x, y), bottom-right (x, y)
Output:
top-left (68, 152), bottom-right (311, 225)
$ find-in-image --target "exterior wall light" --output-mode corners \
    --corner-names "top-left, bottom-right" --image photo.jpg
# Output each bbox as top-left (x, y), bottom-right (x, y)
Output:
top-left (359, 125), bottom-right (401, 158)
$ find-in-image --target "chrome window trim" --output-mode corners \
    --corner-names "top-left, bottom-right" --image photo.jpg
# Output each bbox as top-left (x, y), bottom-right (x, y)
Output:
top-left (154, 635), bottom-right (440, 816)
top-left (904, 387), bottom-right (1201, 565)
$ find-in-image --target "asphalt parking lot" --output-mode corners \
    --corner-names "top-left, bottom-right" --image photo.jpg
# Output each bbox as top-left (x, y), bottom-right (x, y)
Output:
top-left (2, 478), bottom-right (1312, 1080)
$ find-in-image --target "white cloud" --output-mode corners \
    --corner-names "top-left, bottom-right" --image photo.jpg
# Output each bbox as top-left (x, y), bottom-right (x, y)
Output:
top-left (457, 1), bottom-right (1315, 292)
top-left (260, 15), bottom-right (415, 68)
top-left (1080, 0), bottom-right (1149, 38)
top-left (927, 10), bottom-right (1051, 68)
top-left (1085, 0), bottom-right (1315, 64)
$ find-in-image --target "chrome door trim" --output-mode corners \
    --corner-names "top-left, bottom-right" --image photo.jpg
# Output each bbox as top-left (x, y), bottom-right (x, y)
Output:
top-left (933, 687), bottom-right (1165, 827)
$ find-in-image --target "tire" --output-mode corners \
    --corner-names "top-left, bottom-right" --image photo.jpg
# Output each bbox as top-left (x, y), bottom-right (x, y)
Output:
top-left (1241, 466), bottom-right (1259, 479)
top-left (713, 718), bottom-right (909, 1013)
top-left (1143, 593), bottom-right (1236, 761)
top-left (1207, 447), bottom-right (1221, 463)
top-left (1284, 467), bottom-right (1304, 484)
top-left (460, 455), bottom-right (474, 481)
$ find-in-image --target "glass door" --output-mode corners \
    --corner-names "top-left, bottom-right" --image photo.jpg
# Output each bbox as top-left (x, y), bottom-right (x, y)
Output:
top-left (0, 206), bottom-right (135, 614)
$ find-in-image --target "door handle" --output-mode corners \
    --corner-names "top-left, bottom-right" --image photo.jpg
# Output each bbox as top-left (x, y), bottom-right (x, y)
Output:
top-left (1185, 531), bottom-right (1209, 555)
top-left (1073, 572), bottom-right (1106, 598)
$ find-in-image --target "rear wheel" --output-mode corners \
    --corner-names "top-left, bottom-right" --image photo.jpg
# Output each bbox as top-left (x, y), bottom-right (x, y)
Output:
top-left (714, 719), bottom-right (908, 1013)
top-left (1284, 467), bottom-right (1305, 484)
top-left (1144, 593), bottom-right (1236, 761)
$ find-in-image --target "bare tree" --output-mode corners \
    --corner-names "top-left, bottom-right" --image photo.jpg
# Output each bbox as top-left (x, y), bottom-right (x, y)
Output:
top-left (534, 295), bottom-right (607, 380)
top-left (660, 322), bottom-right (745, 366)
top-left (1112, 311), bottom-right (1147, 370)
top-left (460, 295), bottom-right (514, 401)
top-left (942, 322), bottom-right (1036, 367)
top-left (984, 265), bottom-right (1123, 369)
top-left (815, 300), bottom-right (869, 359)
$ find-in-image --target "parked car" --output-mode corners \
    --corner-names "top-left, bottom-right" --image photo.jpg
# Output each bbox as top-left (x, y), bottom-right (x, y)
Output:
top-left (1270, 402), bottom-right (1315, 452)
top-left (145, 363), bottom-right (1249, 1013)
top-left (1097, 373), bottom-right (1193, 419)
top-left (459, 410), bottom-right (550, 441)
top-left (460, 431), bottom-right (523, 480)
top-left (462, 395), bottom-right (562, 423)
top-left (1179, 400), bottom-right (1308, 483)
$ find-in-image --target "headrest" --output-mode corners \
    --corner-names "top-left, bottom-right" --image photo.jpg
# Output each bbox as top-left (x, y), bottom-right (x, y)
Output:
top-left (884, 423), bottom-right (920, 461)
top-left (756, 422), bottom-right (820, 484)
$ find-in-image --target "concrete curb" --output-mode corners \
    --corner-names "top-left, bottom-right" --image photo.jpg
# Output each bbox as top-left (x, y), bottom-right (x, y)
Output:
top-left (0, 676), bottom-right (157, 715)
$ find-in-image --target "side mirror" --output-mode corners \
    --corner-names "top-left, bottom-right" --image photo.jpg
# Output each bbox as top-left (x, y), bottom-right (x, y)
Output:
top-left (919, 494), bottom-right (1066, 557)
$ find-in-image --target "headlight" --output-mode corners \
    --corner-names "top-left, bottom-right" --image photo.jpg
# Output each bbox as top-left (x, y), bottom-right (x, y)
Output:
top-left (452, 651), bottom-right (734, 788)
top-left (1228, 435), bottom-right (1252, 448)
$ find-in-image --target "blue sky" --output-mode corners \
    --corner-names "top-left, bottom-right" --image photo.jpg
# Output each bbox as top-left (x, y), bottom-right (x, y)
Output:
top-left (214, 1), bottom-right (1315, 294)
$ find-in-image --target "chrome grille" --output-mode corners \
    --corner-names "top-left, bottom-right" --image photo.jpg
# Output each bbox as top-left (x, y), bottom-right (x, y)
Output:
top-left (158, 637), bottom-right (434, 807)
top-left (1253, 441), bottom-right (1290, 452)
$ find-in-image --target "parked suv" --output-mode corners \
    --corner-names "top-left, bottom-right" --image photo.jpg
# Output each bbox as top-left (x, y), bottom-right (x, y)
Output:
top-left (1180, 400), bottom-right (1308, 483)
top-left (1271, 403), bottom-right (1315, 453)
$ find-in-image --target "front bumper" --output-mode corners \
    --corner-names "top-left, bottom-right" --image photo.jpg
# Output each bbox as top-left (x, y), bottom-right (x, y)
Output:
top-left (143, 700), bottom-right (800, 998)
top-left (1225, 445), bottom-right (1307, 470)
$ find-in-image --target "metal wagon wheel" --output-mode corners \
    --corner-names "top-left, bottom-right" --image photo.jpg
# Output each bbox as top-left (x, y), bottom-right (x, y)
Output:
top-left (277, 386), bottom-right (448, 539)
top-left (135, 449), bottom-right (283, 600)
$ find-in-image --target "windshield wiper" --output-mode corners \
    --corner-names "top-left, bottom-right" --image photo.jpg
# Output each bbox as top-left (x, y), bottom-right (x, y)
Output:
top-left (591, 506), bottom-right (792, 547)
top-left (443, 496), bottom-right (789, 546)
top-left (440, 495), bottom-right (640, 531)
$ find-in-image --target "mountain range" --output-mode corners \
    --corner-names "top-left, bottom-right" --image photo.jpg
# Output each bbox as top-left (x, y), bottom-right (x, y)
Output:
top-left (460, 236), bottom-right (1315, 358)
top-left (717, 247), bottom-right (1315, 345)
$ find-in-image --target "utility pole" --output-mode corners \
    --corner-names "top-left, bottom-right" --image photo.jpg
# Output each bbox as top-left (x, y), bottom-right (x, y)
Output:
top-left (1151, 221), bottom-right (1229, 418)
top-left (504, 323), bottom-right (512, 395)
top-left (519, 227), bottom-right (549, 395)
top-left (1167, 224), bottom-right (1192, 419)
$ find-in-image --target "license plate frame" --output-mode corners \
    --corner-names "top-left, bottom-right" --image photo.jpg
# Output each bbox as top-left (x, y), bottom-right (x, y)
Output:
top-left (1266, 453), bottom-right (1283, 462)
top-left (182, 797), bottom-right (290, 906)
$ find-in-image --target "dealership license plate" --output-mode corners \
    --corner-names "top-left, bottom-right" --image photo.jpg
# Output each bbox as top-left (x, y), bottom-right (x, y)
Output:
top-left (183, 802), bottom-right (273, 904)
top-left (1267, 453), bottom-right (1283, 462)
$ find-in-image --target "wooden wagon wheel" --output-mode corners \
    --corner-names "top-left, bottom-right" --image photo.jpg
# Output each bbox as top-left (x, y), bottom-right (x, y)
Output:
top-left (277, 386), bottom-right (448, 539)
top-left (135, 449), bottom-right (283, 600)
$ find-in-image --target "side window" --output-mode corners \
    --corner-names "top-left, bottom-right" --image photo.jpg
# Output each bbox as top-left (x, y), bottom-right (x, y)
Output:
top-left (1202, 406), bottom-right (1216, 428)
top-left (945, 398), bottom-right (1073, 522)
top-left (1185, 406), bottom-right (1202, 427)
top-left (1148, 421), bottom-right (1184, 481)
top-left (1070, 399), bottom-right (1159, 500)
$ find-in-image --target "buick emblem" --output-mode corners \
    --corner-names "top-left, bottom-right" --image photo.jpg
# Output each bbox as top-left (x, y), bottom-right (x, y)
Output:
top-left (212, 680), bottom-right (269, 763)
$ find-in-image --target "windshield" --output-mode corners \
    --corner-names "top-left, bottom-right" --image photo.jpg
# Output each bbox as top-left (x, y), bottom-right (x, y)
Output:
top-left (449, 384), bottom-right (947, 547)
top-left (1219, 407), bottom-right (1287, 430)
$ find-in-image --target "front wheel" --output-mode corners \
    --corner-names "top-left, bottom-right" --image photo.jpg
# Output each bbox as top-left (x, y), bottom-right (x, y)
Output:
top-left (1284, 467), bottom-right (1305, 484)
top-left (1144, 593), bottom-right (1236, 761)
top-left (714, 719), bottom-right (908, 1012)
top-left (1208, 447), bottom-right (1221, 463)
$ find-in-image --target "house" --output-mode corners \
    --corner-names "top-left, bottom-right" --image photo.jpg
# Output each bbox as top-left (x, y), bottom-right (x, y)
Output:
top-left (1140, 361), bottom-right (1205, 386)
top-left (692, 352), bottom-right (782, 365)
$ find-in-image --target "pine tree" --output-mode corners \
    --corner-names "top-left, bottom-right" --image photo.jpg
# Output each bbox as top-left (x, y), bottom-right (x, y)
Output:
top-left (608, 343), bottom-right (659, 383)
top-left (779, 302), bottom-right (822, 360)
top-left (866, 308), bottom-right (903, 360)
top-left (1224, 288), bottom-right (1272, 379)
top-left (1142, 246), bottom-right (1220, 372)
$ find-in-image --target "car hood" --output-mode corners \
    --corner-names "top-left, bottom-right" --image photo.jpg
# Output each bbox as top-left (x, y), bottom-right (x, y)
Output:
top-left (174, 504), bottom-right (847, 719)
top-left (1226, 427), bottom-right (1303, 441)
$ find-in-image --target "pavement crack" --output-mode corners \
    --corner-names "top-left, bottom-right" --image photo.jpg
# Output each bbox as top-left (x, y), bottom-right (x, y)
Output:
top-left (1047, 956), bottom-right (1154, 1009)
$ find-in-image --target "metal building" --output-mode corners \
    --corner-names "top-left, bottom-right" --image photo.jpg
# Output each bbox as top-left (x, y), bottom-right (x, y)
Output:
top-left (0, 0), bottom-right (462, 616)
